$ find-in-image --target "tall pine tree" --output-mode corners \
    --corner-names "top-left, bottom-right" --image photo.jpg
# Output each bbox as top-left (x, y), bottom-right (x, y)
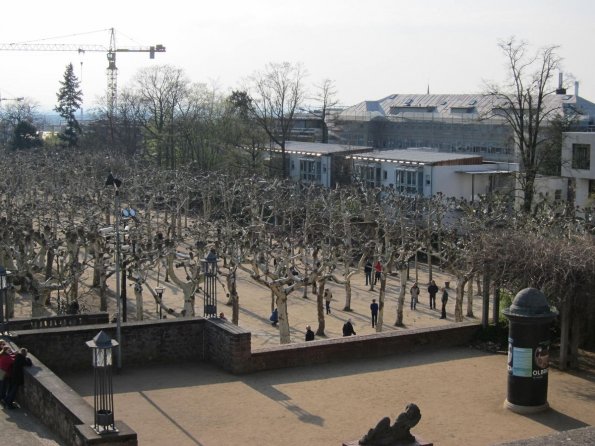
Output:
top-left (55, 63), bottom-right (83, 148)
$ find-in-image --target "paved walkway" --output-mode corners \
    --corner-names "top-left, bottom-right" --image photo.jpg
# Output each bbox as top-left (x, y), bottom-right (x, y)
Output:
top-left (9, 263), bottom-right (595, 445)
top-left (0, 403), bottom-right (62, 445)
top-left (59, 347), bottom-right (595, 446)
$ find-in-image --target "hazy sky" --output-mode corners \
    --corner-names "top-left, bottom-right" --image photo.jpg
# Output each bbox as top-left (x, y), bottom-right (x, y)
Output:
top-left (1, 0), bottom-right (594, 112)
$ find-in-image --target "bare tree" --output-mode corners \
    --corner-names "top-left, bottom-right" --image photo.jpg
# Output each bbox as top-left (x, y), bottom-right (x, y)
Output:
top-left (306, 78), bottom-right (339, 143)
top-left (485, 38), bottom-right (562, 212)
top-left (244, 62), bottom-right (306, 178)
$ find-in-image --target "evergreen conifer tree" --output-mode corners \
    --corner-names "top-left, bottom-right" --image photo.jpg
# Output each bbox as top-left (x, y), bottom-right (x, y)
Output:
top-left (55, 63), bottom-right (83, 147)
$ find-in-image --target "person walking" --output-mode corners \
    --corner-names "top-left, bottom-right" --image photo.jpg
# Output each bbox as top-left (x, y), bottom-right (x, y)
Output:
top-left (428, 280), bottom-right (439, 310)
top-left (373, 259), bottom-right (383, 285)
top-left (305, 325), bottom-right (315, 342)
top-left (269, 308), bottom-right (279, 327)
top-left (364, 259), bottom-right (373, 286)
top-left (370, 298), bottom-right (379, 327)
top-left (440, 287), bottom-right (449, 319)
top-left (342, 319), bottom-right (357, 336)
top-left (410, 282), bottom-right (420, 310)
top-left (324, 288), bottom-right (333, 315)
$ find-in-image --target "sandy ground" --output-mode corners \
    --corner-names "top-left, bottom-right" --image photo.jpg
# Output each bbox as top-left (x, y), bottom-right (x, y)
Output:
top-left (11, 264), bottom-right (595, 445)
top-left (60, 348), bottom-right (595, 446)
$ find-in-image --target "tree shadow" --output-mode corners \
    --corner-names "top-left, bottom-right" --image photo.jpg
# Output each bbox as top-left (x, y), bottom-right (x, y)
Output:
top-left (243, 376), bottom-right (324, 426)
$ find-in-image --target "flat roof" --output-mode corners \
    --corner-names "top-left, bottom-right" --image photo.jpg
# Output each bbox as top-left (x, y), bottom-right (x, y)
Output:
top-left (456, 170), bottom-right (514, 175)
top-left (349, 149), bottom-right (482, 165)
top-left (284, 141), bottom-right (373, 155)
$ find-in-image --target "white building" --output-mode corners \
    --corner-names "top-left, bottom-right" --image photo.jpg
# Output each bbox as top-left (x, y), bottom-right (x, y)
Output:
top-left (348, 148), bottom-right (517, 200)
top-left (283, 141), bottom-right (373, 187)
top-left (561, 132), bottom-right (595, 210)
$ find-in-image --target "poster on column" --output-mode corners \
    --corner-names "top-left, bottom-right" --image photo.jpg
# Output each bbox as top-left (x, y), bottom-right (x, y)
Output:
top-left (511, 346), bottom-right (533, 377)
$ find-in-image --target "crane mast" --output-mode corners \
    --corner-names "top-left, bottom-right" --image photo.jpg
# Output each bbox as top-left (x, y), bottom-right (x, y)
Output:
top-left (0, 28), bottom-right (165, 120)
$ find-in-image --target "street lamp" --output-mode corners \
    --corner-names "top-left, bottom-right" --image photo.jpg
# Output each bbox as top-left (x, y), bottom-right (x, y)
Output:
top-left (119, 209), bottom-right (137, 323)
top-left (202, 251), bottom-right (218, 318)
top-left (0, 266), bottom-right (6, 334)
top-left (86, 330), bottom-right (119, 434)
top-left (105, 173), bottom-right (123, 371)
top-left (154, 287), bottom-right (164, 319)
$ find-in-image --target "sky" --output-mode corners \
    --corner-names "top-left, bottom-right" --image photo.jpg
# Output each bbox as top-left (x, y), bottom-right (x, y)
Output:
top-left (0, 0), bottom-right (594, 113)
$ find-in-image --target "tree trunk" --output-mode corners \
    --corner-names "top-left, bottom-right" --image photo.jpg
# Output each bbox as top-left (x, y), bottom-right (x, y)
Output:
top-left (395, 267), bottom-right (407, 326)
top-left (454, 277), bottom-right (466, 322)
top-left (135, 286), bottom-right (143, 320)
top-left (427, 243), bottom-right (433, 283)
top-left (481, 273), bottom-right (490, 329)
top-left (569, 309), bottom-right (581, 369)
top-left (466, 277), bottom-right (474, 318)
top-left (376, 273), bottom-right (387, 332)
top-left (343, 278), bottom-right (352, 311)
top-left (315, 280), bottom-right (326, 336)
top-left (274, 289), bottom-right (291, 344)
top-left (492, 285), bottom-right (500, 327)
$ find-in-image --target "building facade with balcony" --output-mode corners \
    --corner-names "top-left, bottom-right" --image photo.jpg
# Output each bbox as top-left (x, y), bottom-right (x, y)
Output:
top-left (561, 132), bottom-right (595, 210)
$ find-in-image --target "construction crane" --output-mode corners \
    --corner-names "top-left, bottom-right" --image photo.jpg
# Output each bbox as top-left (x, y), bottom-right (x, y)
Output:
top-left (0, 95), bottom-right (24, 103)
top-left (0, 28), bottom-right (165, 118)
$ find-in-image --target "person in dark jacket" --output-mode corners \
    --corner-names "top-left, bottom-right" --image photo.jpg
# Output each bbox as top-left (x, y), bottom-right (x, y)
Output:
top-left (3, 348), bottom-right (31, 409)
top-left (440, 287), bottom-right (449, 319)
top-left (269, 308), bottom-right (278, 327)
top-left (342, 319), bottom-right (356, 336)
top-left (428, 280), bottom-right (439, 310)
top-left (370, 299), bottom-right (379, 327)
top-left (364, 259), bottom-right (373, 286)
top-left (305, 325), bottom-right (315, 341)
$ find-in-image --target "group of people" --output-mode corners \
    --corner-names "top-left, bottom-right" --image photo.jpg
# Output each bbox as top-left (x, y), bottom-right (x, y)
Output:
top-left (0, 340), bottom-right (32, 409)
top-left (273, 276), bottom-right (450, 342)
top-left (410, 280), bottom-right (449, 319)
top-left (364, 259), bottom-right (383, 287)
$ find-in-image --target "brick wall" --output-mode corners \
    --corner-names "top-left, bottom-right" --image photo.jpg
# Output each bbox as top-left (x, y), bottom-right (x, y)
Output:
top-left (6, 318), bottom-right (479, 445)
top-left (13, 318), bottom-right (207, 373)
top-left (246, 323), bottom-right (480, 373)
top-left (9, 343), bottom-right (137, 446)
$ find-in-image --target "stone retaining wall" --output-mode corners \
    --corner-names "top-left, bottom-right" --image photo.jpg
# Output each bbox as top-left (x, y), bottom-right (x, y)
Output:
top-left (246, 323), bottom-right (480, 373)
top-left (8, 317), bottom-right (480, 445)
top-left (6, 340), bottom-right (137, 446)
top-left (8, 313), bottom-right (109, 331)
top-left (13, 318), bottom-right (207, 373)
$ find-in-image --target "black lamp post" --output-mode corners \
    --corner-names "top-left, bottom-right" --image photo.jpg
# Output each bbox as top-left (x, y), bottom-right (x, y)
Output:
top-left (86, 330), bottom-right (119, 434)
top-left (119, 208), bottom-right (137, 323)
top-left (105, 173), bottom-right (123, 370)
top-left (202, 254), bottom-right (218, 318)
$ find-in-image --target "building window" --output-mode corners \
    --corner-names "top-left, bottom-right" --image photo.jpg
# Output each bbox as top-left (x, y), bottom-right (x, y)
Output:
top-left (299, 159), bottom-right (321, 183)
top-left (355, 164), bottom-right (381, 187)
top-left (394, 168), bottom-right (423, 195)
top-left (589, 180), bottom-right (595, 199)
top-left (572, 144), bottom-right (591, 170)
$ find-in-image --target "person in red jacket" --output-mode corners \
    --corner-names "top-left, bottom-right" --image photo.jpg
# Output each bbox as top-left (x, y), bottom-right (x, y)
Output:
top-left (374, 259), bottom-right (382, 285)
top-left (0, 345), bottom-right (15, 402)
top-left (3, 348), bottom-right (33, 409)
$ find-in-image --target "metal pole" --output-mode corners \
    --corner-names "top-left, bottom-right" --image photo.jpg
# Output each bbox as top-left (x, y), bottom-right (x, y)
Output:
top-left (115, 191), bottom-right (122, 370)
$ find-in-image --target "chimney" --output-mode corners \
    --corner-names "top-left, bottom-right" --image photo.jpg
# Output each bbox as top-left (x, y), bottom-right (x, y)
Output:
top-left (574, 81), bottom-right (579, 97)
top-left (556, 72), bottom-right (567, 95)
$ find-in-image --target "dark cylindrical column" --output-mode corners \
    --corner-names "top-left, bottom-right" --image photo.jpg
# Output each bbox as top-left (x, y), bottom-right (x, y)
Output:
top-left (503, 288), bottom-right (557, 413)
